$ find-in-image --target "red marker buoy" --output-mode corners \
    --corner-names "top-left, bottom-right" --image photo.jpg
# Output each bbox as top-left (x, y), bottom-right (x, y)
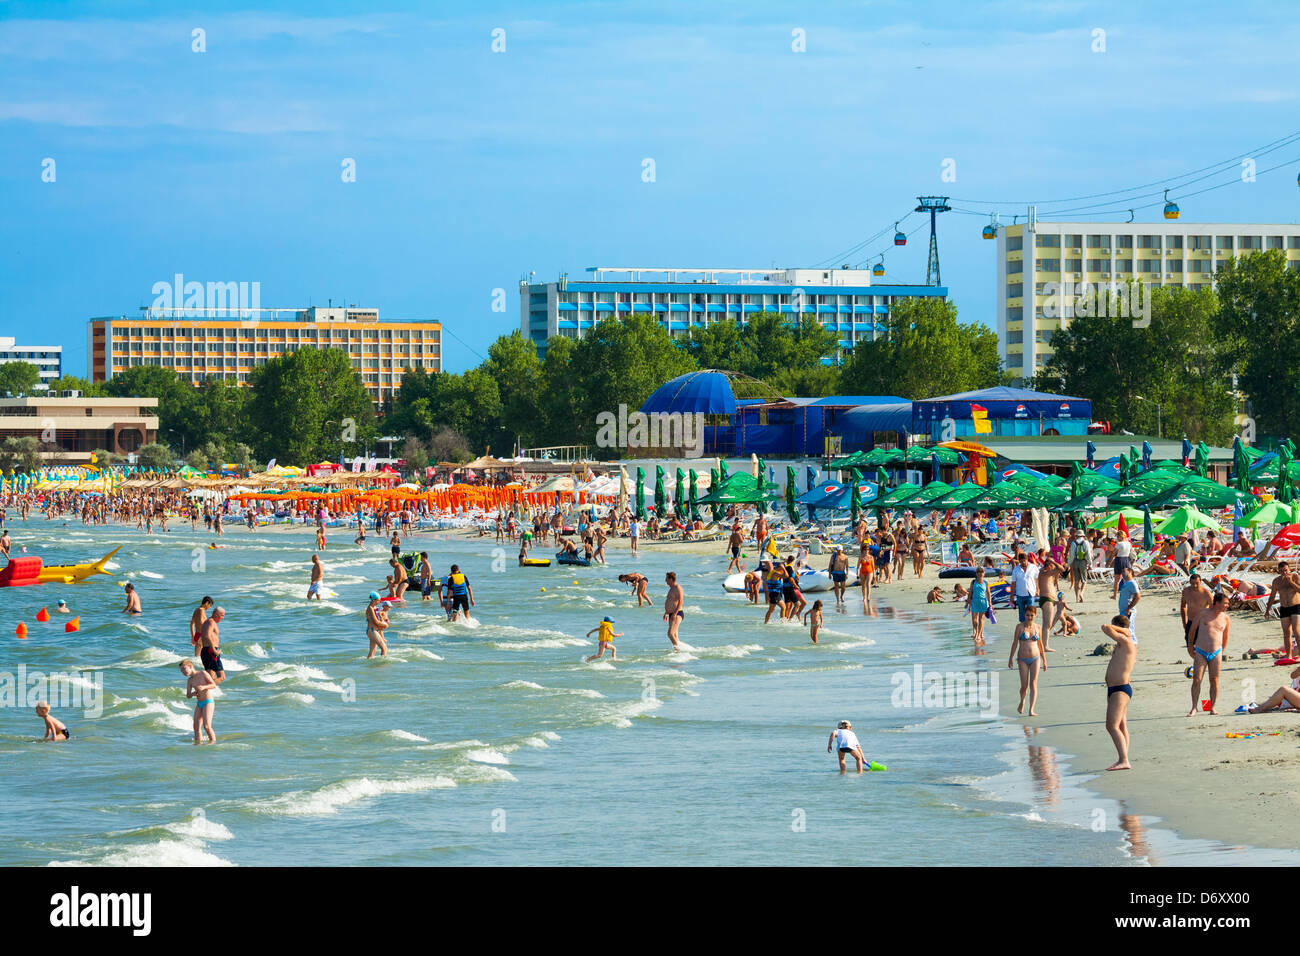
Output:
top-left (64, 617), bottom-right (80, 633)
top-left (36, 607), bottom-right (49, 622)
top-left (16, 622), bottom-right (27, 639)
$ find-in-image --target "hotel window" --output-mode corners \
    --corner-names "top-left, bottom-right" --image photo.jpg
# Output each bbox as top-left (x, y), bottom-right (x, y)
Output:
top-left (1086, 259), bottom-right (1108, 272)
top-left (1007, 283), bottom-right (1023, 298)
top-left (1216, 236), bottom-right (1234, 249)
top-left (1168, 260), bottom-right (1183, 272)
top-left (1034, 234), bottom-right (1061, 247)
top-left (1239, 236), bottom-right (1262, 250)
top-left (1166, 235), bottom-right (1184, 249)
top-left (1064, 234), bottom-right (1082, 248)
top-left (1115, 260), bottom-right (1134, 273)
top-left (1087, 235), bottom-right (1110, 249)
top-left (1007, 236), bottom-right (1023, 251)
top-left (1268, 236), bottom-right (1285, 249)
top-left (1187, 260), bottom-right (1208, 273)
top-left (1115, 235), bottom-right (1133, 248)
top-left (1065, 259), bottom-right (1082, 271)
top-left (1007, 261), bottom-right (1023, 274)
top-left (1289, 237), bottom-right (1300, 249)
top-left (1006, 307), bottom-right (1023, 321)
top-left (1289, 260), bottom-right (1300, 272)
top-left (1138, 260), bottom-right (1160, 273)
top-left (1191, 235), bottom-right (1212, 250)
top-left (1034, 259), bottom-right (1060, 272)
top-left (1137, 235), bottom-right (1160, 248)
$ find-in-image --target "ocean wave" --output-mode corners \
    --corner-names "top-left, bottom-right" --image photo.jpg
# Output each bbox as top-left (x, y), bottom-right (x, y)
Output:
top-left (388, 729), bottom-right (429, 743)
top-left (50, 840), bottom-right (235, 868)
top-left (245, 774), bottom-right (457, 817)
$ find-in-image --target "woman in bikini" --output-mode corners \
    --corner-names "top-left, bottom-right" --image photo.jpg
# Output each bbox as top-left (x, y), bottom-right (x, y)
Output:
top-left (1007, 605), bottom-right (1045, 716)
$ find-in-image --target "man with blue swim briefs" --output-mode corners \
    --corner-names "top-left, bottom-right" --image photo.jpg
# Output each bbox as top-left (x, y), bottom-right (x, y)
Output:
top-left (1188, 592), bottom-right (1230, 716)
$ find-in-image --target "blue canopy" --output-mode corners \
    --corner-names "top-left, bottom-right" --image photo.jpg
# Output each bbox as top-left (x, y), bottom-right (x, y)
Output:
top-left (641, 371), bottom-right (737, 416)
top-left (797, 479), bottom-right (878, 509)
top-left (993, 462), bottom-right (1053, 482)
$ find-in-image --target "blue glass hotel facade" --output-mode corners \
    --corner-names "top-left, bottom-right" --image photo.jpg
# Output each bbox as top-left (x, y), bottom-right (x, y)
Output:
top-left (520, 267), bottom-right (948, 361)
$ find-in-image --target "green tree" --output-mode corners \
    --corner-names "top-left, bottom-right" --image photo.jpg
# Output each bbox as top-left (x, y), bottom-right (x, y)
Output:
top-left (534, 334), bottom-right (580, 448)
top-left (387, 366), bottom-right (503, 454)
top-left (483, 331), bottom-right (543, 451)
top-left (245, 348), bottom-right (377, 464)
top-left (136, 442), bottom-right (174, 470)
top-left (570, 314), bottom-right (697, 443)
top-left (0, 436), bottom-right (42, 472)
top-left (1212, 249), bottom-right (1300, 438)
top-left (1036, 285), bottom-right (1236, 443)
top-left (839, 297), bottom-right (1003, 399)
top-left (47, 376), bottom-right (106, 396)
top-left (91, 448), bottom-right (124, 465)
top-left (0, 361), bottom-right (42, 395)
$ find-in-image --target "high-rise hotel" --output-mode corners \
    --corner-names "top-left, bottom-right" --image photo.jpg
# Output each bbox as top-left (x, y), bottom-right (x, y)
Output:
top-left (997, 219), bottom-right (1300, 381)
top-left (88, 306), bottom-right (442, 409)
top-left (521, 266), bottom-right (947, 361)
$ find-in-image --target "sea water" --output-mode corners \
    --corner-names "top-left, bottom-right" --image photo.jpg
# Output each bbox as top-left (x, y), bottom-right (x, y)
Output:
top-left (0, 520), bottom-right (1287, 866)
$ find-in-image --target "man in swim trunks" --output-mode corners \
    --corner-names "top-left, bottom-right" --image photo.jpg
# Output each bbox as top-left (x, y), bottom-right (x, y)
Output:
top-left (365, 592), bottom-right (389, 658)
top-left (1101, 615), bottom-right (1136, 771)
top-left (122, 582), bottom-right (142, 615)
top-left (307, 554), bottom-right (324, 600)
top-left (197, 607), bottom-right (226, 684)
top-left (389, 557), bottom-right (409, 601)
top-left (663, 571), bottom-right (684, 649)
top-left (1188, 592), bottom-right (1230, 716)
top-left (180, 659), bottom-right (218, 744)
top-left (726, 526), bottom-right (744, 572)
top-left (35, 700), bottom-right (70, 741)
top-left (1265, 561), bottom-right (1300, 658)
top-left (1179, 572), bottom-right (1213, 649)
top-left (828, 546), bottom-right (850, 605)
top-left (418, 552), bottom-right (434, 601)
top-left (190, 595), bottom-right (213, 650)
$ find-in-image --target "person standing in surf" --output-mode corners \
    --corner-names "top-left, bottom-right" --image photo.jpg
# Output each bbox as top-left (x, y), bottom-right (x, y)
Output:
top-left (663, 571), bottom-right (684, 650)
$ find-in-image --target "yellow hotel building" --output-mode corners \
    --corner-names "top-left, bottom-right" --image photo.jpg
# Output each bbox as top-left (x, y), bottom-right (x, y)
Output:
top-left (997, 219), bottom-right (1300, 382)
top-left (88, 306), bottom-right (441, 408)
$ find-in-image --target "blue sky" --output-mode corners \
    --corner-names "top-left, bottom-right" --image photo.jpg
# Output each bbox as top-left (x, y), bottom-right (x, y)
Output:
top-left (2, 0), bottom-right (1298, 374)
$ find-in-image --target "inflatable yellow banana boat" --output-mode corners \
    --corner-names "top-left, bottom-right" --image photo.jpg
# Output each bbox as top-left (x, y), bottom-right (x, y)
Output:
top-left (36, 547), bottom-right (120, 585)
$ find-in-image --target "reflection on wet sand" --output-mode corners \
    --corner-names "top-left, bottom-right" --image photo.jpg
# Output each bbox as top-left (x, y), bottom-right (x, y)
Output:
top-left (1021, 724), bottom-right (1062, 809)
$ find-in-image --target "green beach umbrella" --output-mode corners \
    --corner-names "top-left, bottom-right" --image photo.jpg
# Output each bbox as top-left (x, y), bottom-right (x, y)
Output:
top-left (654, 465), bottom-right (666, 517)
top-left (708, 468), bottom-right (721, 521)
top-left (1087, 508), bottom-right (1147, 530)
top-left (874, 467), bottom-right (889, 490)
top-left (1194, 441), bottom-right (1210, 478)
top-left (928, 481), bottom-right (986, 510)
top-left (674, 467), bottom-right (686, 518)
top-left (1234, 499), bottom-right (1294, 528)
top-left (756, 458), bottom-right (769, 513)
top-left (720, 459), bottom-right (729, 481)
top-left (635, 467), bottom-right (647, 520)
top-left (1155, 505), bottom-right (1224, 536)
top-left (1142, 504), bottom-right (1155, 550)
top-left (785, 466), bottom-right (800, 525)
top-left (1147, 478), bottom-right (1254, 511)
top-left (689, 469), bottom-right (701, 522)
top-left (850, 480), bottom-right (862, 527)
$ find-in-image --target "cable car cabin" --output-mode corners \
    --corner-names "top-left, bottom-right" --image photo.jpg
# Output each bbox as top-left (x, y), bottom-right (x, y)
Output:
top-left (872, 262), bottom-right (886, 277)
top-left (893, 223), bottom-right (906, 246)
top-left (982, 224), bottom-right (997, 239)
top-left (1163, 201), bottom-right (1180, 220)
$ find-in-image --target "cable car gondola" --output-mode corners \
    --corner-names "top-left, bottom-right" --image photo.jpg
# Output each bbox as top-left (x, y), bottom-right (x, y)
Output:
top-left (1163, 189), bottom-right (1180, 220)
top-left (893, 222), bottom-right (906, 246)
top-left (872, 256), bottom-right (885, 278)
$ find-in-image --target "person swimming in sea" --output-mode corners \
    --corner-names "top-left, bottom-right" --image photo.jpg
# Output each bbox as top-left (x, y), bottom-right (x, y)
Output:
top-left (35, 701), bottom-right (69, 741)
top-left (122, 582), bottom-right (142, 615)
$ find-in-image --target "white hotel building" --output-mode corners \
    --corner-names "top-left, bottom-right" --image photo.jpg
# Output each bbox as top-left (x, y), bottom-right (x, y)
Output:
top-left (996, 220), bottom-right (1300, 381)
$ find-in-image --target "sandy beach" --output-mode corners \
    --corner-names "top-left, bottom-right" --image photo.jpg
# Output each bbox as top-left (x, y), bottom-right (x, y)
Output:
top-left (541, 526), bottom-right (1300, 851)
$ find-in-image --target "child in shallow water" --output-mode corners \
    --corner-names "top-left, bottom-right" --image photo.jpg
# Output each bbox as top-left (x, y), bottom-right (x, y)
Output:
top-left (804, 600), bottom-right (824, 643)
